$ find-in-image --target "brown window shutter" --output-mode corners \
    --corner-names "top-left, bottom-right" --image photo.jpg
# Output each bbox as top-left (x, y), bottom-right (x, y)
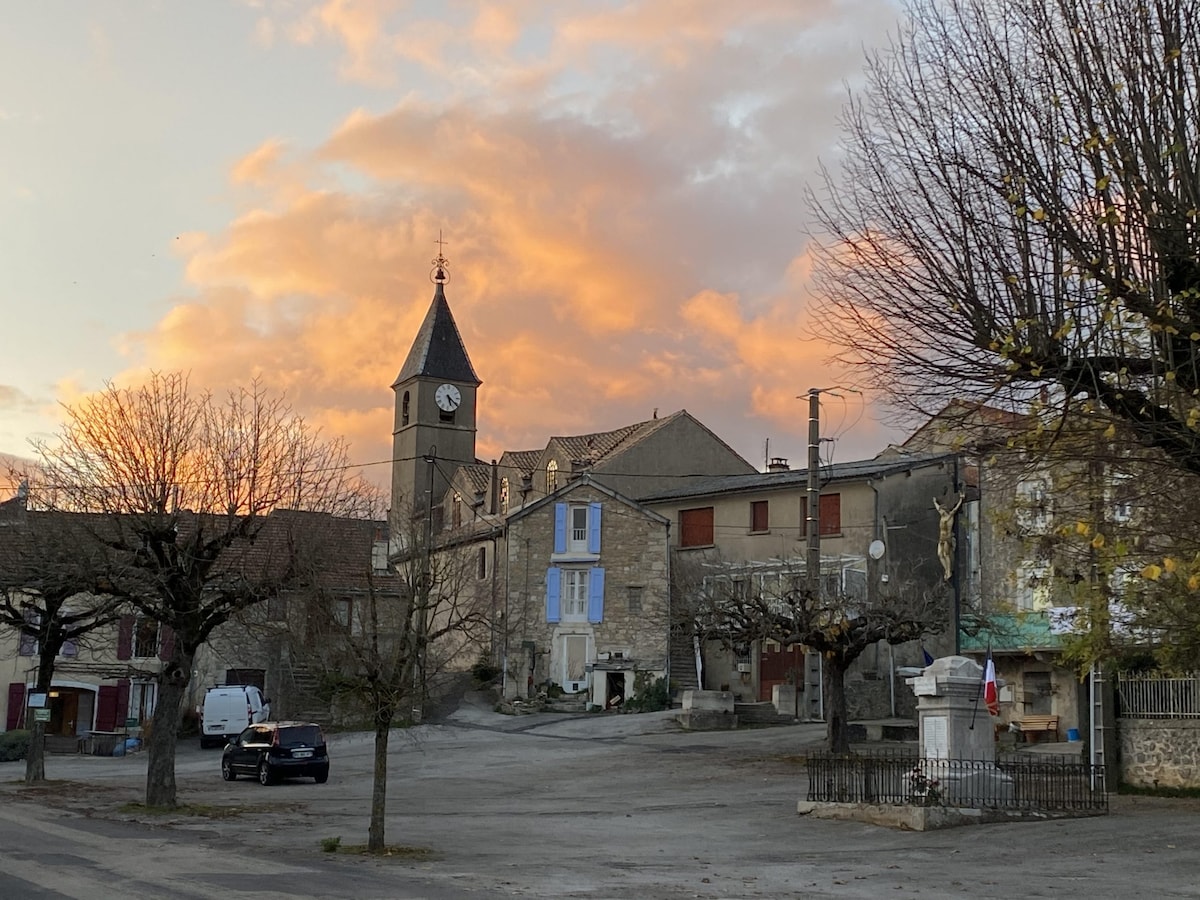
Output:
top-left (158, 625), bottom-right (175, 661)
top-left (96, 685), bottom-right (118, 731)
top-left (116, 615), bottom-right (134, 660)
top-left (6, 683), bottom-right (26, 731)
top-left (819, 494), bottom-right (841, 535)
top-left (115, 679), bottom-right (130, 725)
top-left (679, 507), bottom-right (714, 547)
top-left (750, 501), bottom-right (768, 533)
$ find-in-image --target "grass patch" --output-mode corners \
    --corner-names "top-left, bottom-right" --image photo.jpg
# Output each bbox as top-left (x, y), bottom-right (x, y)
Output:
top-left (334, 843), bottom-right (437, 860)
top-left (771, 754), bottom-right (809, 767)
top-left (1118, 783), bottom-right (1200, 799)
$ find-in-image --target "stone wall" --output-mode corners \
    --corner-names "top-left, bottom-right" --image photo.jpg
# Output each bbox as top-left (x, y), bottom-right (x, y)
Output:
top-left (506, 482), bottom-right (670, 703)
top-left (1120, 718), bottom-right (1200, 789)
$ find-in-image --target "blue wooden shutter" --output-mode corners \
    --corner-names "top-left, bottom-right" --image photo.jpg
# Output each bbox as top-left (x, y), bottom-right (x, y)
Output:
top-left (587, 567), bottom-right (605, 623)
top-left (546, 567), bottom-right (561, 623)
top-left (588, 502), bottom-right (602, 553)
top-left (553, 503), bottom-right (567, 554)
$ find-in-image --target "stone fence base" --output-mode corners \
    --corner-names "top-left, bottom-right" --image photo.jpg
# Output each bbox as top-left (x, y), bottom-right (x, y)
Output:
top-left (795, 800), bottom-right (1106, 831)
top-left (1120, 718), bottom-right (1200, 789)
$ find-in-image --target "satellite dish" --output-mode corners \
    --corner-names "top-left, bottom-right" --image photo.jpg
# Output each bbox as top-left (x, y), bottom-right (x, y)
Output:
top-left (868, 539), bottom-right (886, 560)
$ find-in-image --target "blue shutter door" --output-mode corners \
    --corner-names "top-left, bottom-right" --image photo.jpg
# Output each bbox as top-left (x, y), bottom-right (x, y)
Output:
top-left (553, 503), bottom-right (568, 554)
top-left (588, 502), bottom-right (602, 553)
top-left (587, 567), bottom-right (605, 623)
top-left (546, 567), bottom-right (562, 623)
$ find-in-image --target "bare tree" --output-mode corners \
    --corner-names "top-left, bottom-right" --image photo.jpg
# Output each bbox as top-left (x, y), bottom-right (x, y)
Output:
top-left (276, 505), bottom-right (490, 853)
top-left (27, 372), bottom-right (370, 808)
top-left (812, 0), bottom-right (1200, 476)
top-left (0, 510), bottom-right (124, 783)
top-left (675, 553), bottom-right (946, 753)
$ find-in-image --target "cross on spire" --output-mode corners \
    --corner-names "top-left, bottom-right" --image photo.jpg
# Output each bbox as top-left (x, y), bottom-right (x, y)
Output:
top-left (431, 230), bottom-right (450, 284)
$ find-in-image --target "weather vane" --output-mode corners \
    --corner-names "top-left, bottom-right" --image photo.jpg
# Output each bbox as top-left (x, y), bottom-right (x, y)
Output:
top-left (431, 230), bottom-right (450, 284)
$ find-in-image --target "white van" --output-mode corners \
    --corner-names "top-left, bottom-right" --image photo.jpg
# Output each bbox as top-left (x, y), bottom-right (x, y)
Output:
top-left (200, 685), bottom-right (271, 748)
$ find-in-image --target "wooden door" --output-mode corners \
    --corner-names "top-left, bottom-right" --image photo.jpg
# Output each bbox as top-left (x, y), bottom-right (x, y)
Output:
top-left (758, 641), bottom-right (804, 702)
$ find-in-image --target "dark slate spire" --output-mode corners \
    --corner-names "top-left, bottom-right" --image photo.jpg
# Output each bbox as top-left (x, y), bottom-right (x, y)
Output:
top-left (393, 273), bottom-right (481, 387)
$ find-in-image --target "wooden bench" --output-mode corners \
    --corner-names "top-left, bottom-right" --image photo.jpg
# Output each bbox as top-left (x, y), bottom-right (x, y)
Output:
top-left (1017, 714), bottom-right (1059, 742)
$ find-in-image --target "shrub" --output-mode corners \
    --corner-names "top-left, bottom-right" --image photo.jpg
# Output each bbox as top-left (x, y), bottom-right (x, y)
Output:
top-left (624, 673), bottom-right (670, 713)
top-left (471, 654), bottom-right (501, 685)
top-left (321, 836), bottom-right (342, 853)
top-left (0, 730), bottom-right (31, 762)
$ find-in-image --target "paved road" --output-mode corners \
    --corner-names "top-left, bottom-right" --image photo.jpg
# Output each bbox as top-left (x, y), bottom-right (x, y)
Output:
top-left (3, 696), bottom-right (1200, 899)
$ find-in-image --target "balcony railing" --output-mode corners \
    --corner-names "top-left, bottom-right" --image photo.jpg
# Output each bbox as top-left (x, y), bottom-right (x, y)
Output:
top-left (1118, 672), bottom-right (1200, 719)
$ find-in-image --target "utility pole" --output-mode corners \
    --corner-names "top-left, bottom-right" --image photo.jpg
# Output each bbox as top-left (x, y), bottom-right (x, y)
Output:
top-left (806, 389), bottom-right (821, 599)
top-left (805, 388), bottom-right (823, 721)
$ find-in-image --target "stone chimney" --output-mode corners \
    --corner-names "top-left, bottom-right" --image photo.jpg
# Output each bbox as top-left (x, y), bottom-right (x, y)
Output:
top-left (767, 457), bottom-right (790, 472)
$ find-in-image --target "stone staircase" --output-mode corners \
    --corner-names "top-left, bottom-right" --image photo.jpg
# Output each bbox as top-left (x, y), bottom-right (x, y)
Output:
top-left (669, 628), bottom-right (701, 699)
top-left (283, 661), bottom-right (331, 724)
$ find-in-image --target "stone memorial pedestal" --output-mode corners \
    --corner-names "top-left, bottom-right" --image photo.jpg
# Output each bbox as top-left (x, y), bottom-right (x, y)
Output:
top-left (906, 656), bottom-right (1013, 805)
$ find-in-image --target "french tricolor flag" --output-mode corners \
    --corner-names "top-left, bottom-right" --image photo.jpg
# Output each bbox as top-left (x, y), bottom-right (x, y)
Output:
top-left (983, 649), bottom-right (1000, 717)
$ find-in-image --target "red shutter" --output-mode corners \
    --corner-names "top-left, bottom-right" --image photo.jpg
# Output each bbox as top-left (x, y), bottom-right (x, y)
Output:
top-left (96, 685), bottom-right (118, 731)
top-left (6, 683), bottom-right (26, 731)
top-left (116, 615), bottom-right (134, 660)
top-left (115, 678), bottom-right (130, 726)
top-left (819, 494), bottom-right (841, 535)
top-left (158, 625), bottom-right (175, 661)
top-left (679, 507), bottom-right (714, 547)
top-left (750, 500), bottom-right (768, 533)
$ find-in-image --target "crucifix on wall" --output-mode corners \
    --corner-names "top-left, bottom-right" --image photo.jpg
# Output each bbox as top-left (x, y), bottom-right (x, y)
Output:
top-left (933, 493), bottom-right (963, 581)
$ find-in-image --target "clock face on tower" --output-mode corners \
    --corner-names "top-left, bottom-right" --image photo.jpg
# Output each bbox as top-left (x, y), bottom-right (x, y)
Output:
top-left (434, 383), bottom-right (462, 412)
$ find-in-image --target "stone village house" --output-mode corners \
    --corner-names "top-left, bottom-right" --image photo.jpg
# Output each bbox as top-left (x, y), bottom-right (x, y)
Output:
top-left (641, 452), bottom-right (959, 720)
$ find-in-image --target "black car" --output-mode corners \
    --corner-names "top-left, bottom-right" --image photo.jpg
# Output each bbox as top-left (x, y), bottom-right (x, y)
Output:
top-left (221, 722), bottom-right (330, 785)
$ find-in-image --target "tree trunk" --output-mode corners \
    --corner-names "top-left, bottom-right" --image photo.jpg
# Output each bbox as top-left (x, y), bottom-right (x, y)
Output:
top-left (368, 708), bottom-right (391, 853)
top-left (24, 721), bottom-right (46, 784)
top-left (145, 647), bottom-right (193, 808)
top-left (823, 654), bottom-right (851, 754)
top-left (25, 649), bottom-right (59, 784)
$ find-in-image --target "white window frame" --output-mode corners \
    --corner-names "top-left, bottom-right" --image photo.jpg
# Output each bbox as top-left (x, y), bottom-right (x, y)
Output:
top-left (563, 569), bottom-right (588, 621)
top-left (133, 615), bottom-right (160, 659)
top-left (1016, 478), bottom-right (1050, 532)
top-left (1014, 560), bottom-right (1051, 611)
top-left (1107, 473), bottom-right (1133, 524)
top-left (568, 505), bottom-right (589, 553)
top-left (129, 680), bottom-right (158, 724)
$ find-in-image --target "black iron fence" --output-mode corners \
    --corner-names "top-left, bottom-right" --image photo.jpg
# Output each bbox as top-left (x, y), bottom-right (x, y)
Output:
top-left (806, 750), bottom-right (1107, 812)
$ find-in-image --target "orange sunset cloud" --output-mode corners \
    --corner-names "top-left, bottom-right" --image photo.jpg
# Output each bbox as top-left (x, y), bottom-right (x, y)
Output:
top-left (108, 1), bottom-right (903, 487)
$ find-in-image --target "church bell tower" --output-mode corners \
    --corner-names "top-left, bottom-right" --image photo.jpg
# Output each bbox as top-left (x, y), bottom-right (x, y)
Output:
top-left (390, 249), bottom-right (481, 520)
